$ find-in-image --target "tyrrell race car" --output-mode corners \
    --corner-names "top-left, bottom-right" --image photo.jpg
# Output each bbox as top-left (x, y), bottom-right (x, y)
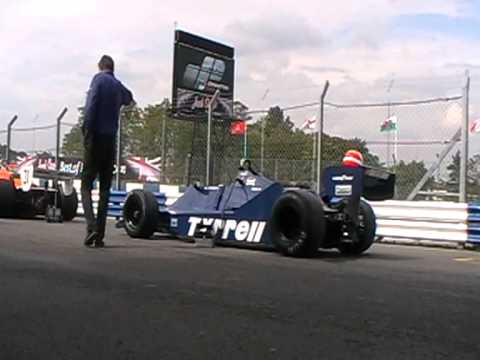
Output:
top-left (121, 156), bottom-right (395, 257)
top-left (0, 160), bottom-right (78, 221)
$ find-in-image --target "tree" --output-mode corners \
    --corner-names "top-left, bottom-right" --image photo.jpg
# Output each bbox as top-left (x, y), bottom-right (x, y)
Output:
top-left (447, 150), bottom-right (460, 184)
top-left (62, 108), bottom-right (84, 158)
top-left (62, 124), bottom-right (84, 158)
top-left (393, 160), bottom-right (431, 199)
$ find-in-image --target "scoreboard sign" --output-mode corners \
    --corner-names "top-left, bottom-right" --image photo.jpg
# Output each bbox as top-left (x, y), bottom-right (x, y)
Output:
top-left (172, 30), bottom-right (235, 120)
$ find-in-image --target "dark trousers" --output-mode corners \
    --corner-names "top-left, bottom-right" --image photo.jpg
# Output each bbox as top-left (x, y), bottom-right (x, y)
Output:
top-left (81, 131), bottom-right (116, 238)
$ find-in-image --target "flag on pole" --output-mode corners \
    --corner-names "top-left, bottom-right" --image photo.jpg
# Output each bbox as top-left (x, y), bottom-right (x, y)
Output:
top-left (300, 116), bottom-right (317, 132)
top-left (380, 115), bottom-right (398, 132)
top-left (230, 120), bottom-right (247, 135)
top-left (470, 119), bottom-right (480, 134)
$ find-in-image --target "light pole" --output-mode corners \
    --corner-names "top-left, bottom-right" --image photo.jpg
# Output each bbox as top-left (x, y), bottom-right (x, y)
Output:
top-left (316, 81), bottom-right (330, 194)
top-left (55, 108), bottom-right (68, 172)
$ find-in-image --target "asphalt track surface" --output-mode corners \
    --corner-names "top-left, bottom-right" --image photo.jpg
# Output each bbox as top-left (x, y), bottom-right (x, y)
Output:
top-left (1, 218), bottom-right (480, 360)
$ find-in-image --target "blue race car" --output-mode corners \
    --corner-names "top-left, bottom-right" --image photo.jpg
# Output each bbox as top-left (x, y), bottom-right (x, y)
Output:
top-left (122, 161), bottom-right (394, 257)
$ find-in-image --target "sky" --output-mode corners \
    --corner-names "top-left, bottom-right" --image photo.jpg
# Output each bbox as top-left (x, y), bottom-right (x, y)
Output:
top-left (1, 0), bottom-right (480, 163)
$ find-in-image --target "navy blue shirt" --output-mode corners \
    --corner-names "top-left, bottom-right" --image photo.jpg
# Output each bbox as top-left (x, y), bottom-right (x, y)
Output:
top-left (83, 71), bottom-right (133, 136)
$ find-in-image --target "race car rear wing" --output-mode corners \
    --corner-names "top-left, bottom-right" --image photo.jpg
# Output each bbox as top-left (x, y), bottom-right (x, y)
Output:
top-left (322, 166), bottom-right (395, 202)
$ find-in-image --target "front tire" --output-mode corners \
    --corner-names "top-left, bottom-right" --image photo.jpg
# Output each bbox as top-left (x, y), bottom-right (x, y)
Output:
top-left (60, 188), bottom-right (78, 222)
top-left (123, 190), bottom-right (159, 239)
top-left (338, 200), bottom-right (376, 255)
top-left (271, 190), bottom-right (325, 257)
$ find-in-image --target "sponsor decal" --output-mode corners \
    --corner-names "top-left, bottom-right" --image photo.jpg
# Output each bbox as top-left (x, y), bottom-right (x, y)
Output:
top-left (19, 164), bottom-right (34, 192)
top-left (187, 217), bottom-right (266, 243)
top-left (245, 177), bottom-right (256, 186)
top-left (335, 184), bottom-right (352, 197)
top-left (170, 218), bottom-right (178, 228)
top-left (332, 174), bottom-right (354, 182)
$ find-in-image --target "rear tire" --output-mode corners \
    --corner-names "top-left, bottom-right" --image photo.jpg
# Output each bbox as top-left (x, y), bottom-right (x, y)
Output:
top-left (338, 200), bottom-right (376, 255)
top-left (123, 190), bottom-right (159, 239)
top-left (60, 188), bottom-right (78, 222)
top-left (0, 179), bottom-right (16, 218)
top-left (271, 190), bottom-right (325, 257)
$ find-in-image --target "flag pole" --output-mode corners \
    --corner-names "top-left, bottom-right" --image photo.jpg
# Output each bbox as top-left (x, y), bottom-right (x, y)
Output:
top-left (394, 122), bottom-right (398, 167)
top-left (243, 123), bottom-right (248, 158)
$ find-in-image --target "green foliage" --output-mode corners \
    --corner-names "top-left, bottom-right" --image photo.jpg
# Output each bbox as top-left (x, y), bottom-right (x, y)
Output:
top-left (392, 160), bottom-right (430, 199)
top-left (62, 108), bottom-right (84, 158)
top-left (447, 150), bottom-right (460, 184)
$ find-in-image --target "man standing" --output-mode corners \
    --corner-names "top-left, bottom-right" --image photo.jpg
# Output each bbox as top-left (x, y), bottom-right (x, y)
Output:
top-left (81, 55), bottom-right (134, 248)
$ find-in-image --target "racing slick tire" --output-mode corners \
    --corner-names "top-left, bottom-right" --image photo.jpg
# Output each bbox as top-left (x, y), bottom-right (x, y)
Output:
top-left (271, 190), bottom-right (326, 257)
top-left (338, 200), bottom-right (376, 255)
top-left (60, 188), bottom-right (78, 222)
top-left (123, 190), bottom-right (158, 239)
top-left (0, 179), bottom-right (16, 218)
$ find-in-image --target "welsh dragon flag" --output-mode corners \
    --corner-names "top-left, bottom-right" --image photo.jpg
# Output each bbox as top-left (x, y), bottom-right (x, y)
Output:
top-left (380, 115), bottom-right (398, 132)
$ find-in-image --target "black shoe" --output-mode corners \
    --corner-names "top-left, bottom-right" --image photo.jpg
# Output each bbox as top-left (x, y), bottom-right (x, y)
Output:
top-left (94, 241), bottom-right (105, 248)
top-left (84, 232), bottom-right (98, 247)
top-left (94, 236), bottom-right (105, 248)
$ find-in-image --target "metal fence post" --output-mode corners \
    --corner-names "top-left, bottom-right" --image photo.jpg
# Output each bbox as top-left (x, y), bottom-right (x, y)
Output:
top-left (161, 99), bottom-right (168, 182)
top-left (55, 108), bottom-right (68, 172)
top-left (161, 109), bottom-right (167, 183)
top-left (6, 115), bottom-right (18, 163)
top-left (206, 90), bottom-right (220, 185)
top-left (460, 71), bottom-right (470, 202)
top-left (316, 81), bottom-right (330, 194)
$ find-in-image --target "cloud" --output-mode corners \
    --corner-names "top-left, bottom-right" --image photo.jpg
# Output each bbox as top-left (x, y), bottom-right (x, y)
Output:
top-left (225, 14), bottom-right (326, 56)
top-left (301, 66), bottom-right (348, 74)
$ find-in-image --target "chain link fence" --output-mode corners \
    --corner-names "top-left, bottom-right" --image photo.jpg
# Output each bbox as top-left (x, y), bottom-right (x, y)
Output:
top-left (323, 97), bottom-right (464, 200)
top-left (162, 78), bottom-right (468, 201)
top-left (0, 112), bottom-right (76, 162)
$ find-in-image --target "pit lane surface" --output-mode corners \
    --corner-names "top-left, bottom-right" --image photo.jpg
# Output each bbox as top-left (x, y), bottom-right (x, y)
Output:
top-left (1, 218), bottom-right (479, 360)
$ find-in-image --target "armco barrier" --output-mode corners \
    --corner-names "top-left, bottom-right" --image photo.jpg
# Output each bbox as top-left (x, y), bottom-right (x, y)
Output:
top-left (371, 201), bottom-right (468, 244)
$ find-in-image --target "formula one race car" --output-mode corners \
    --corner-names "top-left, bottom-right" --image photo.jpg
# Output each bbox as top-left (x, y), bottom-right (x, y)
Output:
top-left (121, 157), bottom-right (395, 257)
top-left (0, 162), bottom-right (78, 221)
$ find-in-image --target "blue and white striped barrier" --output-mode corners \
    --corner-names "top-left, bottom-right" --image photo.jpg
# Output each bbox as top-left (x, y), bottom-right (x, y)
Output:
top-left (74, 180), bottom-right (182, 217)
top-left (467, 203), bottom-right (480, 244)
top-left (107, 190), bottom-right (167, 218)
